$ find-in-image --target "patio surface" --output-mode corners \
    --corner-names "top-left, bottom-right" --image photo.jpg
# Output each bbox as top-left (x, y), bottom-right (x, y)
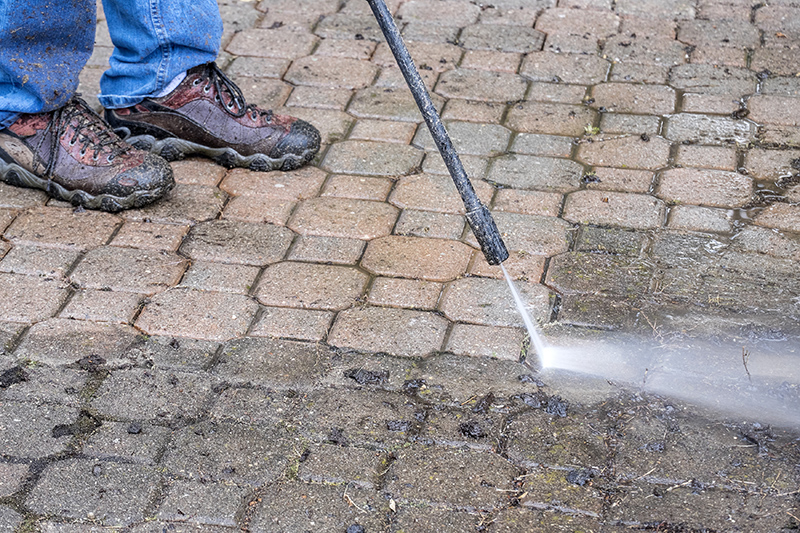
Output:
top-left (1, 0), bottom-right (800, 531)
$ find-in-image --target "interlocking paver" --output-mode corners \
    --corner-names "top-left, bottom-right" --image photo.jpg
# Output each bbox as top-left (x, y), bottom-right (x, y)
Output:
top-left (313, 38), bottom-right (377, 60)
top-left (521, 52), bottom-right (610, 84)
top-left (440, 277), bottom-right (552, 327)
top-left (0, 463), bottom-right (27, 497)
top-left (328, 306), bottom-right (448, 356)
top-left (494, 189), bottom-right (563, 217)
top-left (487, 154), bottom-right (584, 192)
top-left (136, 288), bottom-right (259, 341)
top-left (0, 182), bottom-right (48, 208)
top-left (348, 120), bottom-right (418, 145)
top-left (315, 13), bottom-right (384, 41)
top-left (180, 220), bottom-right (294, 266)
top-left (657, 168), bottom-right (754, 208)
top-left (60, 289), bottom-right (143, 324)
top-left (322, 140), bottom-right (423, 175)
top-left (441, 99), bottom-right (506, 124)
top-left (120, 184), bottom-right (226, 225)
top-left (178, 261), bottom-right (260, 294)
top-left (600, 113), bottom-right (661, 136)
top-left (754, 202), bottom-right (800, 232)
top-left (509, 133), bottom-right (574, 157)
top-left (250, 306), bottom-right (334, 341)
top-left (221, 195), bottom-right (295, 225)
top-left (668, 204), bottom-right (733, 233)
top-left (458, 24), bottom-right (546, 54)
top-left (289, 197), bottom-right (398, 239)
top-left (287, 235), bottom-right (366, 264)
top-left (604, 34), bottom-right (688, 66)
top-left (349, 86), bottom-right (443, 122)
top-left (286, 85), bottom-right (353, 110)
top-left (422, 151), bottom-right (489, 178)
top-left (70, 246), bottom-right (188, 294)
top-left (675, 144), bottom-right (738, 171)
top-left (26, 460), bottom-right (160, 527)
top-left (389, 172), bottom-right (494, 214)
top-left (436, 69), bottom-right (528, 103)
top-left (285, 56), bottom-right (378, 89)
top-left (3, 206), bottom-right (119, 250)
top-left (591, 83), bottom-right (676, 115)
top-left (461, 50), bottom-right (522, 74)
top-left (527, 82), bottom-right (588, 104)
top-left (255, 262), bottom-right (368, 310)
top-left (546, 251), bottom-right (653, 298)
top-left (413, 121), bottom-right (511, 156)
top-left (321, 174), bottom-right (394, 201)
top-left (157, 479), bottom-right (249, 527)
top-left (445, 323), bottom-right (525, 360)
top-left (0, 245), bottom-right (78, 277)
top-left (110, 221), bottom-right (189, 251)
top-left (226, 27), bottom-right (318, 58)
top-left (170, 159), bottom-right (226, 187)
top-left (577, 134), bottom-right (671, 170)
top-left (563, 190), bottom-right (666, 230)
top-left (362, 235), bottom-right (472, 281)
top-left (749, 94), bottom-right (800, 126)
top-left (82, 421), bottom-right (170, 464)
top-left (394, 209), bottom-right (465, 240)
top-left (367, 277), bottom-right (442, 309)
top-left (585, 166), bottom-right (654, 193)
top-left (505, 102), bottom-right (597, 137)
top-left (372, 42), bottom-right (462, 72)
top-left (665, 113), bottom-right (755, 145)
top-left (397, 0), bottom-right (480, 25)
top-left (0, 401), bottom-right (78, 458)
top-left (0, 273), bottom-right (69, 323)
top-left (669, 63), bottom-right (756, 96)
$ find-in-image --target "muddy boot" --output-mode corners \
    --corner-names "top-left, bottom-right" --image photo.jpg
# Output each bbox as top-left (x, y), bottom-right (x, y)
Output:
top-left (0, 97), bottom-right (174, 212)
top-left (105, 62), bottom-right (321, 172)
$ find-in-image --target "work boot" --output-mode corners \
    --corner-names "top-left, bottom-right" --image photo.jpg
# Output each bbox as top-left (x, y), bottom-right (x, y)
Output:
top-left (0, 97), bottom-right (174, 212)
top-left (105, 62), bottom-right (321, 172)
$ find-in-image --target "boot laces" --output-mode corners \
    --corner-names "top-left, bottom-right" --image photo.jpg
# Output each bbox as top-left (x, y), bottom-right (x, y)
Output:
top-left (40, 98), bottom-right (128, 177)
top-left (196, 62), bottom-right (274, 123)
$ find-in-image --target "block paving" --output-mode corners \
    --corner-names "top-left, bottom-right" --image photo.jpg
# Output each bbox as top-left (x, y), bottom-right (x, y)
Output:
top-left (1, 0), bottom-right (800, 531)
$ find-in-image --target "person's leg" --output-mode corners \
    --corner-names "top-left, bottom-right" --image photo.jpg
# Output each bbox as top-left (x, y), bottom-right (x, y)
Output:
top-left (0, 0), bottom-right (95, 126)
top-left (101, 0), bottom-right (320, 172)
top-left (0, 0), bottom-right (174, 212)
top-left (98, 0), bottom-right (223, 108)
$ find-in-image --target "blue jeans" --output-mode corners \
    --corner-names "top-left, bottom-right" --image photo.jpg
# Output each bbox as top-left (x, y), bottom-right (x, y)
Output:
top-left (0, 0), bottom-right (223, 128)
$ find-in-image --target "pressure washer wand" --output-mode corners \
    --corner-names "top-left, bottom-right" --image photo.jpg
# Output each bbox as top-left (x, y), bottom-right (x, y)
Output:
top-left (366, 0), bottom-right (509, 265)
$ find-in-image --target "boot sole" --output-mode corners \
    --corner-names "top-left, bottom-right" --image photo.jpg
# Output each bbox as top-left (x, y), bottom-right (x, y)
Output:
top-left (0, 161), bottom-right (172, 213)
top-left (122, 133), bottom-right (316, 172)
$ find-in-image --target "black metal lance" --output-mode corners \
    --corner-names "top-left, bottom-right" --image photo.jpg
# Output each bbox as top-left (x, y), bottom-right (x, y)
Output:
top-left (365, 0), bottom-right (509, 265)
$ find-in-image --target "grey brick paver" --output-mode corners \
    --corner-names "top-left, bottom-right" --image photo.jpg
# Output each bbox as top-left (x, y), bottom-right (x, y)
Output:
top-left (5, 0), bottom-right (800, 530)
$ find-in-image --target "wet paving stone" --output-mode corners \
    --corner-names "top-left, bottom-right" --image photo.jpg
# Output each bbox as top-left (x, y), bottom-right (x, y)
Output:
top-left (329, 306), bottom-right (448, 357)
top-left (0, 365), bottom-right (86, 407)
top-left (390, 504), bottom-right (483, 532)
top-left (0, 182), bottom-right (48, 209)
top-left (82, 421), bottom-right (170, 465)
top-left (315, 12), bottom-right (384, 41)
top-left (604, 34), bottom-right (688, 66)
top-left (563, 190), bottom-right (666, 230)
top-left (664, 113), bottom-right (755, 145)
top-left (180, 220), bottom-right (294, 267)
top-left (669, 63), bottom-right (756, 96)
top-left (489, 506), bottom-right (608, 532)
top-left (0, 463), bottom-right (27, 497)
top-left (110, 221), bottom-right (189, 252)
top-left (547, 252), bottom-right (653, 299)
top-left (494, 189), bottom-right (563, 217)
top-left (226, 27), bottom-right (319, 58)
top-left (250, 307), bottom-right (334, 342)
top-left (591, 83), bottom-right (676, 115)
top-left (505, 102), bottom-right (597, 137)
top-left (361, 236), bottom-right (472, 282)
top-left (136, 288), bottom-right (259, 342)
top-left (0, 273), bottom-right (69, 324)
top-left (70, 246), bottom-right (188, 295)
top-left (585, 167), bottom-right (654, 194)
top-left (520, 465), bottom-right (606, 517)
top-left (162, 421), bottom-right (295, 486)
top-left (394, 209), bottom-right (465, 239)
top-left (289, 197), bottom-right (399, 239)
top-left (321, 174), bottom-right (394, 201)
top-left (221, 195), bottom-right (296, 225)
top-left (26, 459), bottom-right (160, 527)
top-left (288, 235), bottom-right (366, 265)
top-left (657, 168), bottom-right (754, 208)
top-left (295, 387), bottom-right (422, 448)
top-left (509, 133), bottom-right (574, 158)
top-left (754, 202), bottom-right (800, 233)
top-left (386, 445), bottom-right (518, 511)
top-left (121, 184), bottom-right (227, 225)
top-left (486, 155), bottom-right (583, 192)
top-left (322, 140), bottom-right (423, 176)
top-left (179, 261), bottom-right (260, 295)
top-left (445, 323), bottom-right (525, 361)
top-left (440, 277), bottom-right (552, 327)
top-left (213, 337), bottom-right (330, 390)
top-left (249, 482), bottom-right (385, 533)
top-left (298, 443), bottom-right (386, 489)
top-left (667, 204), bottom-right (734, 233)
top-left (367, 277), bottom-right (442, 310)
top-left (93, 367), bottom-right (215, 425)
top-left (459, 24), bottom-right (545, 53)
top-left (14, 319), bottom-right (141, 367)
top-left (169, 158), bottom-right (227, 187)
top-left (0, 401), bottom-right (78, 459)
top-left (255, 262), bottom-right (368, 310)
top-left (466, 211), bottom-right (573, 258)
top-left (157, 479), bottom-right (250, 527)
top-left (577, 134), bottom-right (671, 170)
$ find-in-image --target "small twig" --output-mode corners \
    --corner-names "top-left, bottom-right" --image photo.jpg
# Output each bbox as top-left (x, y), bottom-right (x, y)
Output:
top-left (343, 484), bottom-right (368, 514)
top-left (787, 511), bottom-right (800, 522)
top-left (666, 480), bottom-right (692, 492)
top-left (742, 347), bottom-right (752, 383)
top-left (635, 467), bottom-right (657, 480)
top-left (460, 395), bottom-right (477, 406)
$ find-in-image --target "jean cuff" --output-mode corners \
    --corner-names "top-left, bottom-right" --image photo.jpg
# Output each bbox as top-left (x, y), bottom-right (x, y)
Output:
top-left (0, 111), bottom-right (20, 129)
top-left (97, 94), bottom-right (147, 109)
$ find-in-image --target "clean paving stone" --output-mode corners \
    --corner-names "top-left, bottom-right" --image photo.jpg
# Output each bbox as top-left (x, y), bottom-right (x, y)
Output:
top-left (445, 323), bottom-right (525, 360)
top-left (435, 69), bottom-right (528, 103)
top-left (179, 220), bottom-right (294, 266)
top-left (288, 197), bottom-right (399, 239)
top-left (505, 102), bottom-right (597, 137)
top-left (69, 246), bottom-right (188, 295)
top-left (255, 262), bottom-right (368, 310)
top-left (328, 306), bottom-right (449, 357)
top-left (439, 277), bottom-right (552, 327)
top-left (249, 306), bottom-right (335, 342)
top-left (0, 273), bottom-right (69, 323)
top-left (521, 52), bottom-right (610, 84)
top-left (361, 235), bottom-right (473, 282)
top-left (284, 56), bottom-right (378, 89)
top-left (0, 245), bottom-right (79, 277)
top-left (3, 206), bottom-right (120, 250)
top-left (412, 121), bottom-right (512, 156)
top-left (458, 24), bottom-right (545, 53)
top-left (136, 288), bottom-right (260, 341)
top-left (576, 134), bottom-right (671, 170)
top-left (389, 173), bottom-right (494, 214)
top-left (322, 140), bottom-right (424, 176)
top-left (563, 190), bottom-right (666, 230)
top-left (486, 155), bottom-right (583, 192)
